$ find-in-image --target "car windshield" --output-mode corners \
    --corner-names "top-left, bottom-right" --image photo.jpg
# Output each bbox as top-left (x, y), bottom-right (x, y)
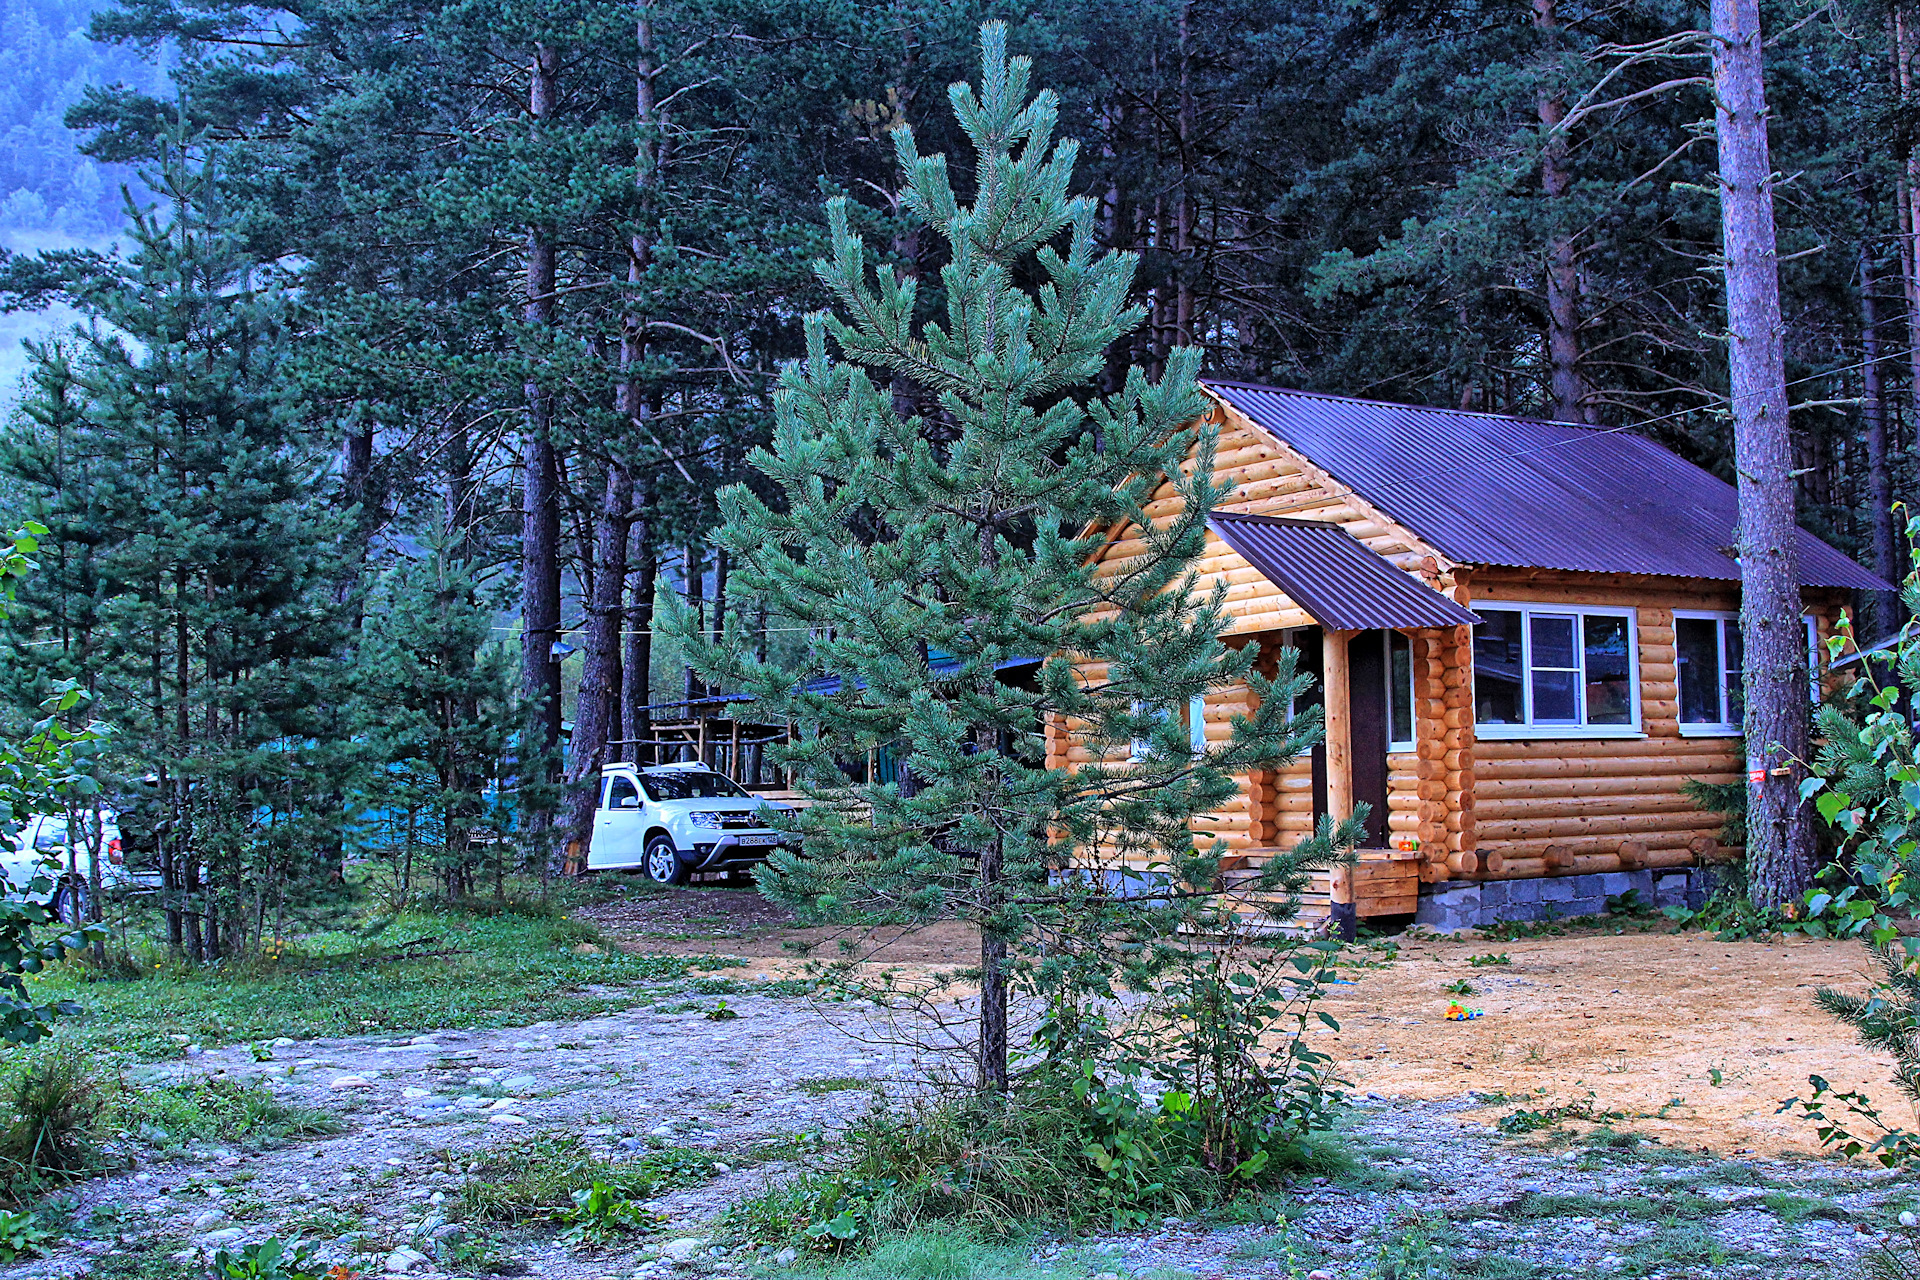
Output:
top-left (638, 771), bottom-right (749, 801)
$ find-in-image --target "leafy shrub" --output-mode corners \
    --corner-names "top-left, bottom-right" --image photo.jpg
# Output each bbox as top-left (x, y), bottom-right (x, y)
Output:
top-left (208, 1236), bottom-right (330, 1279)
top-left (0, 1207), bottom-right (52, 1261)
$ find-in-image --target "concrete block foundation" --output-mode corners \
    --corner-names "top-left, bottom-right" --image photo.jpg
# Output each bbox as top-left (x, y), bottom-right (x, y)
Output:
top-left (1413, 867), bottom-right (1719, 933)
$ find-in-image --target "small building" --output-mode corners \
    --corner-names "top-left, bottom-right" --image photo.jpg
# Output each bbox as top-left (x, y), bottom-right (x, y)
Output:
top-left (1065, 381), bottom-right (1889, 932)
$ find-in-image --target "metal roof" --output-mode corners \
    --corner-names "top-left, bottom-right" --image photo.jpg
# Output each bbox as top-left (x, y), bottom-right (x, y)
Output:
top-left (1207, 513), bottom-right (1484, 632)
top-left (1204, 381), bottom-right (1888, 591)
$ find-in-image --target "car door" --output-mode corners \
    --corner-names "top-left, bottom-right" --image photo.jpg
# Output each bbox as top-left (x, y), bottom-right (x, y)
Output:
top-left (588, 773), bottom-right (649, 869)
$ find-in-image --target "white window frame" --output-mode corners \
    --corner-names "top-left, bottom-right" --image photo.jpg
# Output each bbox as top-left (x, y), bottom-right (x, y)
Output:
top-left (1471, 601), bottom-right (1643, 741)
top-left (1386, 631), bottom-right (1417, 753)
top-left (1673, 610), bottom-right (1822, 738)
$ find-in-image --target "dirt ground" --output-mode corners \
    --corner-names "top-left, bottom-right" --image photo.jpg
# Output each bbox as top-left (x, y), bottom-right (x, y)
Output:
top-left (589, 888), bottom-right (1910, 1160)
top-left (1316, 930), bottom-right (1906, 1158)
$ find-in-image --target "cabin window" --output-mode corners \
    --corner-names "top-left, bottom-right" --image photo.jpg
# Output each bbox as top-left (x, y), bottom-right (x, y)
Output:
top-left (1387, 631), bottom-right (1415, 751)
top-left (1471, 603), bottom-right (1640, 738)
top-left (1674, 611), bottom-right (1822, 736)
top-left (1132, 699), bottom-right (1207, 760)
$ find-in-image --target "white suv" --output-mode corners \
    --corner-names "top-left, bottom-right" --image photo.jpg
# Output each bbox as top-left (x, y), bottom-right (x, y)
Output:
top-left (589, 763), bottom-right (796, 884)
top-left (0, 811), bottom-right (158, 919)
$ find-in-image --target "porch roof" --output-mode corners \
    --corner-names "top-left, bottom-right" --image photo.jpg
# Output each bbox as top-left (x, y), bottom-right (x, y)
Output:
top-left (1207, 512), bottom-right (1482, 633)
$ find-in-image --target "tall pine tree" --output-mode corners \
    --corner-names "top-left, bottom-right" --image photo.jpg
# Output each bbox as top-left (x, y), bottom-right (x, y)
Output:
top-left (675, 26), bottom-right (1349, 1092)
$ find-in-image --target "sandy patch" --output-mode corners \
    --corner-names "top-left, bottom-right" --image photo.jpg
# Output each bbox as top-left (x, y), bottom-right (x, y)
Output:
top-left (1314, 930), bottom-right (1906, 1158)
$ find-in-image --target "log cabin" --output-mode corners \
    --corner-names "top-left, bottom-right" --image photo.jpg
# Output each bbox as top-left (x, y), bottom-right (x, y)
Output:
top-left (1061, 381), bottom-right (1890, 934)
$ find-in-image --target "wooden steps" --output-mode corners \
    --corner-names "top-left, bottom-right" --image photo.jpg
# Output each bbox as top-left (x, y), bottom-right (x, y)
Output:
top-left (1220, 847), bottom-right (1422, 936)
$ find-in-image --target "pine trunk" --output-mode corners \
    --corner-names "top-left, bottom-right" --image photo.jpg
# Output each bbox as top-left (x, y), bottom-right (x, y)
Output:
top-left (1711, 0), bottom-right (1814, 908)
top-left (1861, 247), bottom-right (1900, 630)
top-left (520, 43), bottom-right (564, 853)
top-left (623, 516), bottom-right (655, 761)
top-left (563, 463), bottom-right (632, 863)
top-left (1533, 0), bottom-right (1585, 423)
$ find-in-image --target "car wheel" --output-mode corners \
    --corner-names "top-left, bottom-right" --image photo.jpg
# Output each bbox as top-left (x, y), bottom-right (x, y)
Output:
top-left (644, 834), bottom-right (691, 886)
top-left (50, 877), bottom-right (88, 927)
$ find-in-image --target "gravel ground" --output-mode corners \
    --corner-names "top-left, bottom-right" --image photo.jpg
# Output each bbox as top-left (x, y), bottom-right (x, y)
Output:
top-left (0, 951), bottom-right (1905, 1279)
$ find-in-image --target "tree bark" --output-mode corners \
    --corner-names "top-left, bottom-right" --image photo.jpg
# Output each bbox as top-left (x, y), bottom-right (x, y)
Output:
top-left (622, 517), bottom-right (655, 761)
top-left (1860, 246), bottom-right (1900, 630)
top-left (1711, 0), bottom-right (1814, 908)
top-left (520, 42), bottom-right (564, 853)
top-left (683, 543), bottom-right (704, 704)
top-left (1534, 0), bottom-right (1586, 423)
top-left (563, 463), bottom-right (632, 863)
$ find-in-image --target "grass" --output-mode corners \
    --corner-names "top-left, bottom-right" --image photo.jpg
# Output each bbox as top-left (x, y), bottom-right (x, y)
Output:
top-left (116, 1075), bottom-right (342, 1153)
top-left (789, 1230), bottom-right (1095, 1280)
top-left (21, 903), bottom-right (740, 1062)
top-left (796, 1077), bottom-right (880, 1096)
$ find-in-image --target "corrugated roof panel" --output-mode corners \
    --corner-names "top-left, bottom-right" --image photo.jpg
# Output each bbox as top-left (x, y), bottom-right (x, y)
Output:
top-left (1207, 513), bottom-right (1483, 632)
top-left (1204, 381), bottom-right (1888, 592)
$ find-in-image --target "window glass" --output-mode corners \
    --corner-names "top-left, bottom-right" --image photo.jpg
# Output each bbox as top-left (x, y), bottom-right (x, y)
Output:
top-left (606, 776), bottom-right (642, 809)
top-left (1529, 615), bottom-right (1580, 723)
top-left (1724, 625), bottom-right (1744, 725)
top-left (1473, 610), bottom-right (1525, 724)
top-left (1582, 614), bottom-right (1633, 725)
top-left (1187, 695), bottom-right (1208, 755)
top-left (32, 822), bottom-right (67, 851)
top-left (1676, 617), bottom-right (1722, 723)
top-left (1388, 632), bottom-right (1414, 746)
top-left (638, 771), bottom-right (746, 800)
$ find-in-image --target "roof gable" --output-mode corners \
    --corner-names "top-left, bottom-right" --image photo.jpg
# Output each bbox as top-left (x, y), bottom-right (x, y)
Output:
top-left (1204, 380), bottom-right (1885, 591)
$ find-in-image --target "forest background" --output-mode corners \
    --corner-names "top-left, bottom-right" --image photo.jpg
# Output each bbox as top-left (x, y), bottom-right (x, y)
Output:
top-left (0, 0), bottom-right (1911, 956)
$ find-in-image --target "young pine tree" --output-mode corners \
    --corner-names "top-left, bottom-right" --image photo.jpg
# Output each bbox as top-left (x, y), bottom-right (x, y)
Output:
top-left (352, 544), bottom-right (517, 904)
top-left (5, 144), bottom-right (356, 959)
top-left (673, 26), bottom-right (1352, 1093)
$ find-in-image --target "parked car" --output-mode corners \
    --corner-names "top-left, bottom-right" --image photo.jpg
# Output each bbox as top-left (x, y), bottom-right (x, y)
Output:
top-left (589, 763), bottom-right (797, 885)
top-left (0, 811), bottom-right (157, 920)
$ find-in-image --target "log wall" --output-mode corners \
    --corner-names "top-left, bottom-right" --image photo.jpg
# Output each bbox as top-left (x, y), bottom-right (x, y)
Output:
top-left (1069, 395), bottom-right (1861, 894)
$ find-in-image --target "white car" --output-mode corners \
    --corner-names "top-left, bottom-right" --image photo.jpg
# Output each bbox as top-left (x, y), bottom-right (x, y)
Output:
top-left (589, 763), bottom-right (796, 885)
top-left (1, 812), bottom-right (156, 919)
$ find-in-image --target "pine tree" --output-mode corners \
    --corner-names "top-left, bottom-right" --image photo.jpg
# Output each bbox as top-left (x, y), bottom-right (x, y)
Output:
top-left (5, 142), bottom-right (357, 959)
top-left (352, 543), bottom-right (517, 904)
top-left (676, 25), bottom-right (1350, 1092)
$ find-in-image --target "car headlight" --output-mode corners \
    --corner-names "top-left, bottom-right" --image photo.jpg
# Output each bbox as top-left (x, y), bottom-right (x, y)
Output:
top-left (688, 811), bottom-right (724, 829)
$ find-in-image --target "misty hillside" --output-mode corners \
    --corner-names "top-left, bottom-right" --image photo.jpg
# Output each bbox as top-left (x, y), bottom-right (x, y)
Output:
top-left (0, 0), bottom-right (165, 249)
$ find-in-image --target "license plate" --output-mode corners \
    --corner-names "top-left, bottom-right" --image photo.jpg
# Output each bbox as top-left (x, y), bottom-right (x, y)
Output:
top-left (737, 833), bottom-right (780, 847)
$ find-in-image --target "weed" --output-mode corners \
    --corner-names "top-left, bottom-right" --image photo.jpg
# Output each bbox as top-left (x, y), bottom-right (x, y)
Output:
top-left (1495, 1093), bottom-right (1627, 1135)
top-left (705, 999), bottom-right (739, 1021)
top-left (208, 1235), bottom-right (334, 1279)
top-left (555, 1179), bottom-right (655, 1244)
top-left (1466, 953), bottom-right (1511, 967)
top-left (797, 1077), bottom-right (879, 1096)
top-left (1605, 888), bottom-right (1652, 917)
top-left (1443, 979), bottom-right (1475, 995)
